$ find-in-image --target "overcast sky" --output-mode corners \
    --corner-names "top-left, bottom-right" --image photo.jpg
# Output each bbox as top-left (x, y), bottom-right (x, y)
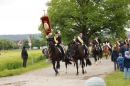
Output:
top-left (0, 0), bottom-right (51, 35)
top-left (0, 0), bottom-right (130, 35)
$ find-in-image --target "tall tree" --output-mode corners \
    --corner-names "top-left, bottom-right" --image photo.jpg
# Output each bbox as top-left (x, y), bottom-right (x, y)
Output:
top-left (39, 0), bottom-right (130, 45)
top-left (22, 40), bottom-right (29, 48)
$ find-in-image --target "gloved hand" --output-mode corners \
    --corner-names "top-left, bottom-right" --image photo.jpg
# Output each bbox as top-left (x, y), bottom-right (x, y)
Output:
top-left (55, 44), bottom-right (57, 46)
top-left (46, 36), bottom-right (49, 38)
top-left (82, 43), bottom-right (84, 46)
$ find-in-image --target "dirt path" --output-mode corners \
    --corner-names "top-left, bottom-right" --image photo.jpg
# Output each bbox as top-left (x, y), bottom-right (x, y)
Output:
top-left (0, 58), bottom-right (114, 86)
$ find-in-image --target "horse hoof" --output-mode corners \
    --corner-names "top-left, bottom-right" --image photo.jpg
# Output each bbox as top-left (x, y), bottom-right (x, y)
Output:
top-left (76, 74), bottom-right (78, 76)
top-left (58, 72), bottom-right (60, 75)
top-left (66, 72), bottom-right (67, 74)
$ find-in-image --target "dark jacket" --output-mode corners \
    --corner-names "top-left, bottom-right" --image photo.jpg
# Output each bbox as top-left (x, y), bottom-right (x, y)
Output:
top-left (76, 36), bottom-right (86, 44)
top-left (22, 49), bottom-right (28, 59)
top-left (111, 49), bottom-right (119, 62)
top-left (94, 38), bottom-right (101, 44)
top-left (123, 56), bottom-right (130, 68)
top-left (52, 36), bottom-right (61, 46)
top-left (124, 39), bottom-right (128, 45)
top-left (119, 46), bottom-right (127, 57)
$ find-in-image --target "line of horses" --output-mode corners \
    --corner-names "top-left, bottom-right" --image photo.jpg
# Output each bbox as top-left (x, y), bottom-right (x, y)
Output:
top-left (47, 38), bottom-right (112, 76)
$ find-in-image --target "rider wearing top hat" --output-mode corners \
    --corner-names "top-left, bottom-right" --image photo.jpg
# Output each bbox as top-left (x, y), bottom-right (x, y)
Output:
top-left (76, 31), bottom-right (88, 58)
top-left (46, 31), bottom-right (64, 60)
top-left (124, 37), bottom-right (129, 45)
top-left (116, 38), bottom-right (121, 47)
top-left (94, 35), bottom-right (102, 51)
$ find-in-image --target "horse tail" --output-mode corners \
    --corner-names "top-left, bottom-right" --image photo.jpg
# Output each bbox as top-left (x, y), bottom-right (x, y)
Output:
top-left (86, 58), bottom-right (92, 66)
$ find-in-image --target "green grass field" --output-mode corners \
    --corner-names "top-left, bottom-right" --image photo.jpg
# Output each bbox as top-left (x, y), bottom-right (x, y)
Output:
top-left (0, 49), bottom-right (51, 77)
top-left (104, 70), bottom-right (130, 86)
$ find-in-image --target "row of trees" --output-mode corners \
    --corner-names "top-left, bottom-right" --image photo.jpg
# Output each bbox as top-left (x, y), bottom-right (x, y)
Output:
top-left (0, 40), bottom-right (19, 50)
top-left (22, 39), bottom-right (47, 49)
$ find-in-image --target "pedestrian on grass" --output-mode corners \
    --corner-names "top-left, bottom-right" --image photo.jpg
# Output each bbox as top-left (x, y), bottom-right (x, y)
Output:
top-left (119, 42), bottom-right (127, 57)
top-left (21, 46), bottom-right (28, 68)
top-left (111, 47), bottom-right (119, 71)
top-left (117, 53), bottom-right (124, 72)
top-left (123, 51), bottom-right (130, 79)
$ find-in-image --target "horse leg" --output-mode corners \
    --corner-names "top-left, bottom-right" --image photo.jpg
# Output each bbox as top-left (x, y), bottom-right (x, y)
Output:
top-left (53, 61), bottom-right (58, 75)
top-left (94, 55), bottom-right (97, 65)
top-left (82, 59), bottom-right (85, 74)
top-left (75, 60), bottom-right (79, 75)
top-left (65, 60), bottom-right (67, 74)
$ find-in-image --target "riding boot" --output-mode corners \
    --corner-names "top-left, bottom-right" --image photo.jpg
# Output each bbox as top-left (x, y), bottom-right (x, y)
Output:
top-left (85, 49), bottom-right (88, 58)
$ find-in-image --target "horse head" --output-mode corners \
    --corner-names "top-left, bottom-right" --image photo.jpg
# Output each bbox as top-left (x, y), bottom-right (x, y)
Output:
top-left (92, 40), bottom-right (99, 51)
top-left (68, 41), bottom-right (78, 56)
top-left (47, 38), bottom-right (55, 49)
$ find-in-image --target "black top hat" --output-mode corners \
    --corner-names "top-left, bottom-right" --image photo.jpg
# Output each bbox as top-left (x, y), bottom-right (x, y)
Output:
top-left (79, 31), bottom-right (83, 34)
top-left (95, 35), bottom-right (98, 37)
top-left (105, 37), bottom-right (107, 39)
top-left (125, 37), bottom-right (127, 39)
top-left (55, 31), bottom-right (59, 34)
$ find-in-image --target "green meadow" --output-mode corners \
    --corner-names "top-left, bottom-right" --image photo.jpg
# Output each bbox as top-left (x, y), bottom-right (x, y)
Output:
top-left (0, 49), bottom-right (51, 77)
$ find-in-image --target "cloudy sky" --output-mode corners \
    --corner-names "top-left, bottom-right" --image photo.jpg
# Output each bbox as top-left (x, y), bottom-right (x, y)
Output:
top-left (0, 0), bottom-right (51, 35)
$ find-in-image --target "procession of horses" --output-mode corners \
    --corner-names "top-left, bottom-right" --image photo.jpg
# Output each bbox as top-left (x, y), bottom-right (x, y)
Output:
top-left (41, 30), bottom-right (130, 76)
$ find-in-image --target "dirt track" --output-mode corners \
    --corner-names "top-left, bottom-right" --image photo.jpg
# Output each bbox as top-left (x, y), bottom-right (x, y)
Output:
top-left (0, 58), bottom-right (114, 86)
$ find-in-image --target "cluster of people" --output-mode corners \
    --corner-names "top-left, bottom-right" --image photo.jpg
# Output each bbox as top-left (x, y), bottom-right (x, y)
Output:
top-left (111, 40), bottom-right (130, 79)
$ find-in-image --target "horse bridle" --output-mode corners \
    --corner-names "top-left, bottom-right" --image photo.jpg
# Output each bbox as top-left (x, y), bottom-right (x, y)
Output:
top-left (69, 43), bottom-right (80, 57)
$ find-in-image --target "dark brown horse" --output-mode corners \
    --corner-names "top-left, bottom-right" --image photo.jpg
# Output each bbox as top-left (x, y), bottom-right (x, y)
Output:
top-left (92, 40), bottom-right (102, 65)
top-left (68, 41), bottom-right (91, 75)
top-left (47, 38), bottom-right (70, 75)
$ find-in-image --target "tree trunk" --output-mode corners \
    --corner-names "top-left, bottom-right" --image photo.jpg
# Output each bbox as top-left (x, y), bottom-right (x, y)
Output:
top-left (83, 26), bottom-right (89, 46)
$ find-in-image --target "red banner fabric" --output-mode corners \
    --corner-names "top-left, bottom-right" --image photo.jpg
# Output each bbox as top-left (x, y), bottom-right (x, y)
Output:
top-left (41, 16), bottom-right (51, 36)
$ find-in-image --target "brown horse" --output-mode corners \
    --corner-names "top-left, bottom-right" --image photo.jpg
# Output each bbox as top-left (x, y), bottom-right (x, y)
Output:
top-left (47, 38), bottom-right (70, 75)
top-left (115, 42), bottom-right (119, 51)
top-left (103, 45), bottom-right (111, 59)
top-left (68, 41), bottom-right (91, 75)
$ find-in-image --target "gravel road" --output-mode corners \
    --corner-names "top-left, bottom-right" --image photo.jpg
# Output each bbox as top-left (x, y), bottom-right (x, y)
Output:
top-left (0, 57), bottom-right (114, 86)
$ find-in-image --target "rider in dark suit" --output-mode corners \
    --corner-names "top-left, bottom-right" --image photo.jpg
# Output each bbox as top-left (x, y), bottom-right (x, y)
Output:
top-left (76, 31), bottom-right (88, 58)
top-left (46, 31), bottom-right (64, 61)
top-left (94, 36), bottom-right (102, 52)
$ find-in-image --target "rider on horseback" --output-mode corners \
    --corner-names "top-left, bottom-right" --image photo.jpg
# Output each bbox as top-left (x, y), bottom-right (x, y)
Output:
top-left (116, 38), bottom-right (121, 47)
top-left (124, 37), bottom-right (129, 48)
top-left (94, 35), bottom-right (102, 52)
top-left (76, 31), bottom-right (88, 58)
top-left (46, 31), bottom-right (65, 61)
top-left (103, 38), bottom-right (111, 50)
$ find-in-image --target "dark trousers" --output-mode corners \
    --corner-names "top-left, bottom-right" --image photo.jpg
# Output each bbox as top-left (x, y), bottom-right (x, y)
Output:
top-left (23, 58), bottom-right (27, 68)
top-left (114, 62), bottom-right (119, 70)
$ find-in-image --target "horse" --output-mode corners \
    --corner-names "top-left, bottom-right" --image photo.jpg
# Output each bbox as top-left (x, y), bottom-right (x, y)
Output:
top-left (91, 40), bottom-right (102, 65)
top-left (103, 45), bottom-right (112, 59)
top-left (47, 38), bottom-right (70, 75)
top-left (115, 42), bottom-right (119, 51)
top-left (68, 41), bottom-right (91, 75)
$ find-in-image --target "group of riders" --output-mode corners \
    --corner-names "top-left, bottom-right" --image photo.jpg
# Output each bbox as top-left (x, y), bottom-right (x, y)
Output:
top-left (45, 31), bottom-right (129, 62)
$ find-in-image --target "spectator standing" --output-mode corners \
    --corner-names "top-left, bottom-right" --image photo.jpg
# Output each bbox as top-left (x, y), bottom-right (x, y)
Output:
top-left (123, 51), bottom-right (130, 79)
top-left (119, 42), bottom-right (127, 57)
top-left (111, 47), bottom-right (119, 70)
top-left (21, 46), bottom-right (28, 68)
top-left (117, 53), bottom-right (124, 72)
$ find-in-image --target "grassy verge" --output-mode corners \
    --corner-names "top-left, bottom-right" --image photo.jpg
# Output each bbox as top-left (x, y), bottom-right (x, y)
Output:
top-left (104, 70), bottom-right (130, 86)
top-left (0, 49), bottom-right (52, 77)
